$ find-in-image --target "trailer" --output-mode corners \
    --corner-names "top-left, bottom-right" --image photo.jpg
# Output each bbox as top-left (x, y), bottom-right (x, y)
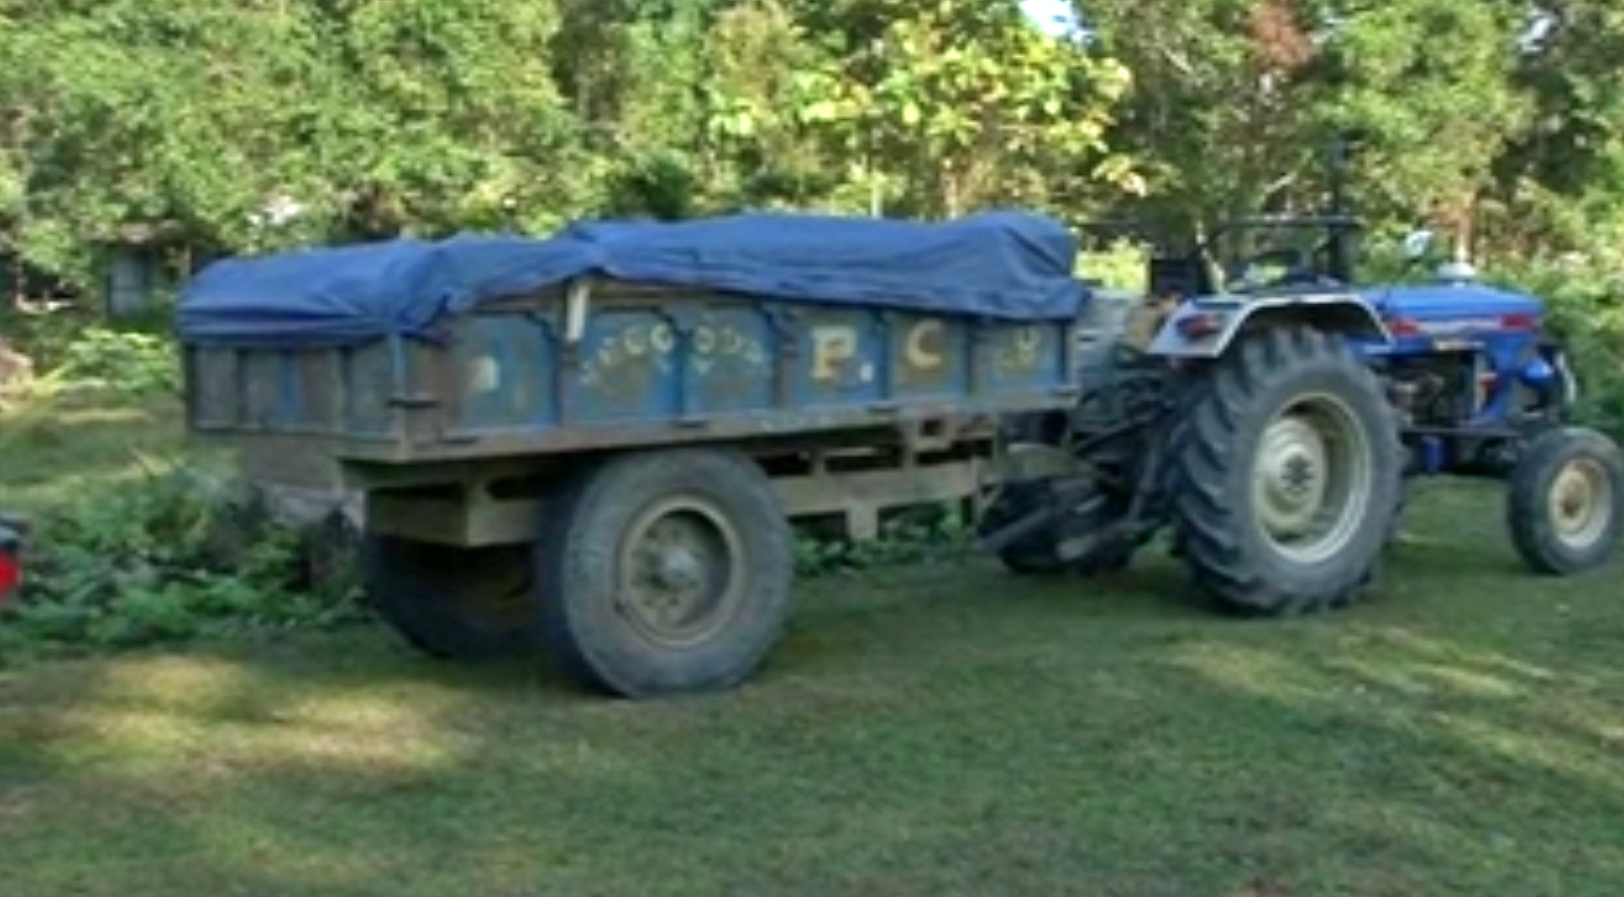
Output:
top-left (179, 212), bottom-right (1114, 696)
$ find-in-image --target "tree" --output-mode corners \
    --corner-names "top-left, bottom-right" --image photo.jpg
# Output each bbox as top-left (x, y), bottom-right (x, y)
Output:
top-left (0, 0), bottom-right (587, 280)
top-left (1078, 0), bottom-right (1533, 249)
top-left (1486, 3), bottom-right (1624, 255)
top-left (788, 0), bottom-right (1137, 217)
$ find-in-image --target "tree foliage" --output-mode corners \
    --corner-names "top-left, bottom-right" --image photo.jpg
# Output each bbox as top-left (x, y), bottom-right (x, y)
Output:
top-left (2, 0), bottom-right (1624, 277)
top-left (1076, 0), bottom-right (1624, 260)
top-left (0, 0), bottom-right (1136, 281)
top-left (789, 0), bottom-right (1135, 216)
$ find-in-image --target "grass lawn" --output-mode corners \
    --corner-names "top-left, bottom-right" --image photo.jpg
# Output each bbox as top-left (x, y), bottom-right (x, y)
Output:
top-left (0, 394), bottom-right (206, 513)
top-left (2, 401), bottom-right (1623, 895)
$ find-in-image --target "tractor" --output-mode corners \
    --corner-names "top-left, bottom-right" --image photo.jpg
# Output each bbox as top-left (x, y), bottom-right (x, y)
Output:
top-left (976, 176), bottom-right (1622, 614)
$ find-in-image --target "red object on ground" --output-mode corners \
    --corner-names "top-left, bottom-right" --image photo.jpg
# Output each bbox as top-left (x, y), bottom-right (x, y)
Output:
top-left (0, 550), bottom-right (19, 607)
top-left (0, 514), bottom-right (23, 608)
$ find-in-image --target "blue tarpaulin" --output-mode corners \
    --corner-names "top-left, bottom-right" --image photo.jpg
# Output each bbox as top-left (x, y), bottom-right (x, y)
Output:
top-left (176, 210), bottom-right (1090, 347)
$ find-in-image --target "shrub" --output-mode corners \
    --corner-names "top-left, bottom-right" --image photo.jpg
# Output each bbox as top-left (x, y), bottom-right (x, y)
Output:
top-left (1, 456), bottom-right (365, 657)
top-left (1493, 260), bottom-right (1624, 438)
top-left (53, 326), bottom-right (180, 399)
top-left (792, 504), bottom-right (974, 578)
top-left (1076, 241), bottom-right (1148, 292)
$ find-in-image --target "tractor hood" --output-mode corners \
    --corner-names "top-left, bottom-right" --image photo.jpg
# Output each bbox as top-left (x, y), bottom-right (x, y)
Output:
top-left (1356, 282), bottom-right (1544, 324)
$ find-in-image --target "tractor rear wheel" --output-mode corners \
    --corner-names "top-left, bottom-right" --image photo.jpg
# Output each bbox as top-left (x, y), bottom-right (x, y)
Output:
top-left (1507, 426), bottom-right (1623, 574)
top-left (1168, 325), bottom-right (1403, 615)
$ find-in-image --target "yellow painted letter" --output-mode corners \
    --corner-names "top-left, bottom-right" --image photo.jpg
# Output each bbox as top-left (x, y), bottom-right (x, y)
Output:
top-left (810, 325), bottom-right (858, 381)
top-left (905, 319), bottom-right (945, 371)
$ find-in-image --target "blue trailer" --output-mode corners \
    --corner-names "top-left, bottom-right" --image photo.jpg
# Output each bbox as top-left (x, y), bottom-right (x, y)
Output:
top-left (177, 208), bottom-right (1622, 699)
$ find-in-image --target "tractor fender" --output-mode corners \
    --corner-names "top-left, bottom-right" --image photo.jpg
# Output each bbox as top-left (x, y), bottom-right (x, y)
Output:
top-left (1144, 293), bottom-right (1392, 359)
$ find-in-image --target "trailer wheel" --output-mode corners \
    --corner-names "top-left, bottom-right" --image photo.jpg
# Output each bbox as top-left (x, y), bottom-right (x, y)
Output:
top-left (1169, 325), bottom-right (1403, 615)
top-left (363, 536), bottom-right (539, 660)
top-left (1508, 426), bottom-right (1623, 574)
top-left (536, 448), bottom-right (793, 698)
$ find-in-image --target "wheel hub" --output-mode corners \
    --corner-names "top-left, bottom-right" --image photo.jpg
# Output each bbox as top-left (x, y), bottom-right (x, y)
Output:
top-left (1255, 415), bottom-right (1331, 536)
top-left (1249, 395), bottom-right (1374, 565)
top-left (1549, 458), bottom-right (1611, 548)
top-left (651, 546), bottom-right (704, 592)
top-left (618, 498), bottom-right (743, 647)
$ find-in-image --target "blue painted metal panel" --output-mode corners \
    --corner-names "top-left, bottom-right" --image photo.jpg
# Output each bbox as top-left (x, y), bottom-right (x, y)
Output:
top-left (787, 308), bottom-right (885, 409)
top-left (343, 341), bottom-right (400, 437)
top-left (886, 311), bottom-right (971, 399)
top-left (567, 309), bottom-right (685, 424)
top-left (685, 306), bottom-right (777, 416)
top-left (1358, 283), bottom-right (1543, 321)
top-left (451, 314), bottom-right (558, 433)
top-left (186, 289), bottom-right (1077, 456)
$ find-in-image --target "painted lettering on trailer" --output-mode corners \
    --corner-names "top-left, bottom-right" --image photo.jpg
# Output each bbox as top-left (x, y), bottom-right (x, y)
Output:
top-left (809, 319), bottom-right (951, 383)
top-left (809, 325), bottom-right (861, 382)
top-left (904, 319), bottom-right (946, 371)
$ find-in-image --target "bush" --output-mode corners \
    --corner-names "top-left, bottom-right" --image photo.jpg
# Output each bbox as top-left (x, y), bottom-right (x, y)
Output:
top-left (792, 504), bottom-right (974, 578)
top-left (1493, 260), bottom-right (1624, 438)
top-left (0, 303), bottom-right (180, 405)
top-left (1, 456), bottom-right (365, 658)
top-left (53, 326), bottom-right (180, 399)
top-left (1076, 241), bottom-right (1148, 292)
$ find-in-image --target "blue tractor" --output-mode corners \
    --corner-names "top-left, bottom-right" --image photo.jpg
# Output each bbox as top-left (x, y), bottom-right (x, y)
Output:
top-left (977, 190), bottom-right (1623, 614)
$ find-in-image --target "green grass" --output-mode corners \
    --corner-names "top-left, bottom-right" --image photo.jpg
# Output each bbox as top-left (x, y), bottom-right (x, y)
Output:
top-left (2, 401), bottom-right (1624, 895)
top-left (0, 393), bottom-right (211, 514)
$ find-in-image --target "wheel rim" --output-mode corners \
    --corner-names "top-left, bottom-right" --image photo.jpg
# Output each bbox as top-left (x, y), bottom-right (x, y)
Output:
top-left (1250, 392), bottom-right (1374, 565)
top-left (1548, 457), bottom-right (1613, 550)
top-left (615, 496), bottom-right (744, 648)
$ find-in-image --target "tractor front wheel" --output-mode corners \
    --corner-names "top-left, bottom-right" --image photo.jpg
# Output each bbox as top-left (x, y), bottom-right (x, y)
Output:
top-left (1508, 426), bottom-right (1623, 575)
top-left (1169, 325), bottom-right (1404, 615)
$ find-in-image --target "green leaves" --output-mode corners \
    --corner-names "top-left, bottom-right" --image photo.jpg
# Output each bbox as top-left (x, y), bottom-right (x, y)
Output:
top-left (1074, 0), bottom-right (1624, 261)
top-left (6, 457), bottom-right (366, 652)
top-left (784, 0), bottom-right (1137, 216)
top-left (0, 0), bottom-right (1146, 272)
top-left (2, 0), bottom-right (586, 276)
top-left (9, 0), bottom-right (1616, 284)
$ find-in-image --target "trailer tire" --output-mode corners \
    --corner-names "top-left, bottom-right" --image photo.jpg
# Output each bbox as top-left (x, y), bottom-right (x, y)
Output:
top-left (1508, 426), bottom-right (1623, 575)
top-left (536, 447), bottom-right (793, 699)
top-left (363, 536), bottom-right (539, 660)
top-left (1169, 325), bottom-right (1403, 615)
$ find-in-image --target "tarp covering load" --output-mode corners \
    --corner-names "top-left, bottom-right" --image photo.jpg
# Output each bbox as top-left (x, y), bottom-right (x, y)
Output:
top-left (176, 211), bottom-right (1089, 347)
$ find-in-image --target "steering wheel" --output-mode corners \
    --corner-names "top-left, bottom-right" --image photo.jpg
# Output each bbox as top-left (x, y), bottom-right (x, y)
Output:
top-left (1226, 244), bottom-right (1343, 292)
